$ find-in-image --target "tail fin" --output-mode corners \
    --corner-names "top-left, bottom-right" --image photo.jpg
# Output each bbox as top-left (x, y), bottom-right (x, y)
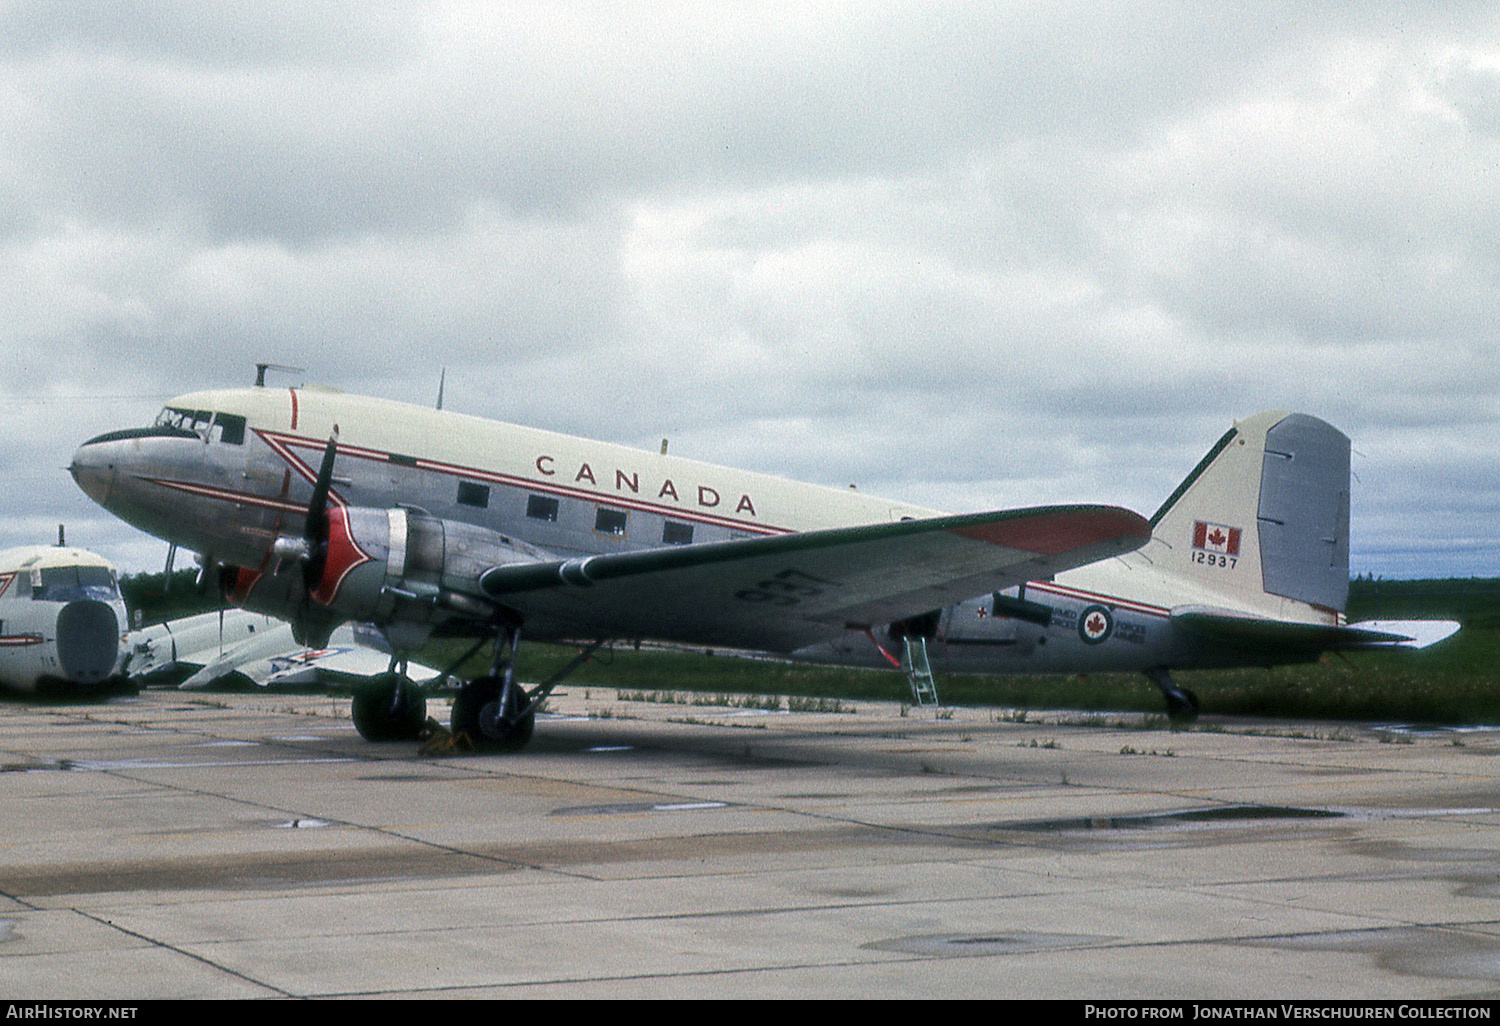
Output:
top-left (1148, 411), bottom-right (1350, 614)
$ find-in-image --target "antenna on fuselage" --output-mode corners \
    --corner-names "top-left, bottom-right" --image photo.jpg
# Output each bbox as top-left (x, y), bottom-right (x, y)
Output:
top-left (436, 367), bottom-right (446, 410)
top-left (255, 363), bottom-right (305, 387)
top-left (56, 524), bottom-right (64, 547)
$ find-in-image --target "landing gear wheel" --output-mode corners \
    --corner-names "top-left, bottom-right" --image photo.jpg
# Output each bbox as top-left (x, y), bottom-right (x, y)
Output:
top-left (1144, 667), bottom-right (1200, 727)
top-left (451, 675), bottom-right (535, 751)
top-left (1164, 687), bottom-right (1200, 725)
top-left (351, 673), bottom-right (427, 741)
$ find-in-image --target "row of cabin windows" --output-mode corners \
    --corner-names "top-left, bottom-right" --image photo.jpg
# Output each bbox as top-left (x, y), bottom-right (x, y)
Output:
top-left (462, 482), bottom-right (695, 545)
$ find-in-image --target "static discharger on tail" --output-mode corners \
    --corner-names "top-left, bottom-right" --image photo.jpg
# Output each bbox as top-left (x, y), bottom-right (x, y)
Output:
top-left (795, 411), bottom-right (1458, 720)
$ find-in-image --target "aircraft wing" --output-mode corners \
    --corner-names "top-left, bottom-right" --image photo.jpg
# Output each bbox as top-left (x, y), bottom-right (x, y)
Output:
top-left (140, 617), bottom-right (442, 691)
top-left (1171, 607), bottom-right (1460, 653)
top-left (191, 623), bottom-right (445, 690)
top-left (480, 505), bottom-right (1150, 652)
top-left (125, 610), bottom-right (284, 685)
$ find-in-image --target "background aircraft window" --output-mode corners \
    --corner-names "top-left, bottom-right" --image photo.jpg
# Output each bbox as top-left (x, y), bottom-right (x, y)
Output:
top-left (33, 566), bottom-right (121, 603)
top-left (595, 508), bottom-right (627, 536)
top-left (526, 495), bottom-right (559, 522)
top-left (457, 481), bottom-right (491, 508)
top-left (663, 521), bottom-right (694, 545)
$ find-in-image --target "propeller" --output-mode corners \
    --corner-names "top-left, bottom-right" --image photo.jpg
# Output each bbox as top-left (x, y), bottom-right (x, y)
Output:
top-left (303, 426), bottom-right (340, 594)
top-left (269, 426), bottom-right (340, 600)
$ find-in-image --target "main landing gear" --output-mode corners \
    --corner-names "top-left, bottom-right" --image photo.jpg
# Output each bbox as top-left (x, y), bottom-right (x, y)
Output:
top-left (449, 628), bottom-right (607, 752)
top-left (1144, 667), bottom-right (1199, 725)
top-left (347, 628), bottom-right (606, 751)
top-left (351, 669), bottom-right (427, 741)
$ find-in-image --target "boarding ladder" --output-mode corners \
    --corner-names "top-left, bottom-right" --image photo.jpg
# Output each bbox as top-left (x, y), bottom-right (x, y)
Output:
top-left (902, 636), bottom-right (940, 707)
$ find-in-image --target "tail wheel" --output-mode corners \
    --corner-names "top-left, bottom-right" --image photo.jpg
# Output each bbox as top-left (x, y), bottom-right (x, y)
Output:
top-left (452, 675), bottom-right (535, 751)
top-left (1164, 687), bottom-right (1200, 725)
top-left (1144, 667), bottom-right (1200, 726)
top-left (351, 672), bottom-right (427, 741)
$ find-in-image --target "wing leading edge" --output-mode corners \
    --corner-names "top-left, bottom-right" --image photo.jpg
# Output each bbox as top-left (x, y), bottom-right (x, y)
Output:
top-left (480, 504), bottom-right (1151, 652)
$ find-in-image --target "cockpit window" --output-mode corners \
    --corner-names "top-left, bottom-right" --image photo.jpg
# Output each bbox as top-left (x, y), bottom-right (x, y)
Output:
top-left (155, 407), bottom-right (214, 435)
top-left (215, 414), bottom-right (246, 445)
top-left (32, 566), bottom-right (121, 604)
top-left (152, 407), bottom-right (246, 445)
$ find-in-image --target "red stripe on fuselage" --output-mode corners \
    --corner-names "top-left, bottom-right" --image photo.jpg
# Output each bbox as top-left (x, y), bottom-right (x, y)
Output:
top-left (148, 479), bottom-right (311, 516)
top-left (252, 429), bottom-right (788, 538)
top-left (1024, 580), bottom-right (1170, 619)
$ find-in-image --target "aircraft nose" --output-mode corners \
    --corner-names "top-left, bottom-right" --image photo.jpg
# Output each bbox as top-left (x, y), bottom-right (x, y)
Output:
top-left (70, 435), bottom-right (122, 507)
top-left (56, 600), bottom-right (123, 684)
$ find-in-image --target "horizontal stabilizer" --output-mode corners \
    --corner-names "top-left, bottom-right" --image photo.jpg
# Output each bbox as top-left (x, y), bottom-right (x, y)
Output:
top-left (1172, 606), bottom-right (1460, 652)
top-left (480, 504), bottom-right (1152, 653)
top-left (1342, 619), bottom-right (1461, 650)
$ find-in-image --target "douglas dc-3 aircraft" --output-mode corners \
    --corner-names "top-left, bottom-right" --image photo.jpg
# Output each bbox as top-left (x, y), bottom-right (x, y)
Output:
top-left (70, 384), bottom-right (1453, 743)
top-left (69, 381), bottom-right (1152, 746)
top-left (795, 410), bottom-right (1458, 720)
top-left (0, 542), bottom-right (127, 695)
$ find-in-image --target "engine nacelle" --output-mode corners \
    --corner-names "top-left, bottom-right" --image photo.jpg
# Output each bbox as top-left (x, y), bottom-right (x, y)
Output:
top-left (223, 507), bottom-right (550, 646)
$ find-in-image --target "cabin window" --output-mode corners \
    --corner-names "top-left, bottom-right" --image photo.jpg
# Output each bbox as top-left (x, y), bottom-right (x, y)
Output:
top-left (526, 495), bottom-right (559, 522)
top-left (595, 507), bottom-right (627, 536)
top-left (662, 521), bottom-right (694, 545)
top-left (457, 481), bottom-right (490, 508)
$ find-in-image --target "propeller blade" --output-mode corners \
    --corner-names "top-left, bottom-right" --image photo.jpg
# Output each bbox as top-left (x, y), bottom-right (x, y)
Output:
top-left (303, 427), bottom-right (340, 592)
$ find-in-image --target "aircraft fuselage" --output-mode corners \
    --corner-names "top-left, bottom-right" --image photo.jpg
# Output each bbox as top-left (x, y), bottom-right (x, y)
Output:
top-left (71, 386), bottom-right (950, 646)
top-left (71, 389), bottom-right (1358, 719)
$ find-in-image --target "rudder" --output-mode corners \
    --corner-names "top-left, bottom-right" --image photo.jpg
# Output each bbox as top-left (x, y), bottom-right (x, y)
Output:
top-left (1148, 411), bottom-right (1350, 614)
top-left (1257, 413), bottom-right (1350, 611)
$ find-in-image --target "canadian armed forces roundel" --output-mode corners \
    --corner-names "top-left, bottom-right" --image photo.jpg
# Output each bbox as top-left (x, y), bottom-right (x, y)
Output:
top-left (1078, 604), bottom-right (1114, 645)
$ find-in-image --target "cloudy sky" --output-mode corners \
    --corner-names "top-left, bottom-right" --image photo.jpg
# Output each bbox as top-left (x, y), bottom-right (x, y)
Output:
top-left (1, 2), bottom-right (1496, 579)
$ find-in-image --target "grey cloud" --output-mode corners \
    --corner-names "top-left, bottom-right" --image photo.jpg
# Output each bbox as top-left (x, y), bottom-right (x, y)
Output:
top-left (0, 4), bottom-right (1495, 580)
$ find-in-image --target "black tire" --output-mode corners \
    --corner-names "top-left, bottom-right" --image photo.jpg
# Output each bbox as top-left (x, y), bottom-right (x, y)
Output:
top-left (1165, 687), bottom-right (1200, 725)
top-left (351, 673), bottom-right (426, 741)
top-left (451, 675), bottom-right (535, 751)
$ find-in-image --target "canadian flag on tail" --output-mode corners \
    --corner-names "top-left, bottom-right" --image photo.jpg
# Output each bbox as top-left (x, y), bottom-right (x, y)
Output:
top-left (1192, 521), bottom-right (1242, 556)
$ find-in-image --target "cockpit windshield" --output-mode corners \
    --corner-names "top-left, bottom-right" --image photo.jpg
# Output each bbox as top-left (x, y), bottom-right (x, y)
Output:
top-left (153, 407), bottom-right (246, 445)
top-left (32, 565), bottom-right (121, 604)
